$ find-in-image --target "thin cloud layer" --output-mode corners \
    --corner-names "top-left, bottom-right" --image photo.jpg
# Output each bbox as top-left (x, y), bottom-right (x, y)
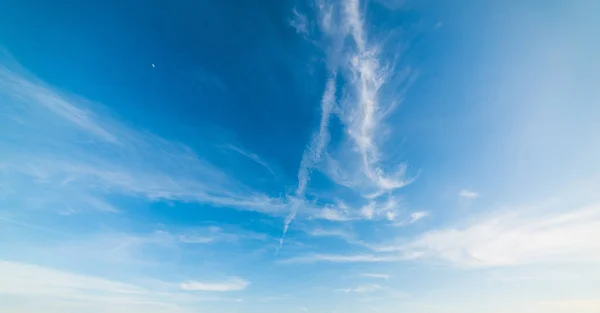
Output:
top-left (361, 273), bottom-right (391, 280)
top-left (458, 189), bottom-right (479, 199)
top-left (0, 261), bottom-right (240, 313)
top-left (403, 203), bottom-right (600, 268)
top-left (180, 277), bottom-right (250, 292)
top-left (0, 62), bottom-right (287, 216)
top-left (279, 253), bottom-right (417, 264)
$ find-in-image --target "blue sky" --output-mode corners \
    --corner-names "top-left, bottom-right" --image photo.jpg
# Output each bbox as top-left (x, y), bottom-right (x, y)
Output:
top-left (1, 0), bottom-right (600, 312)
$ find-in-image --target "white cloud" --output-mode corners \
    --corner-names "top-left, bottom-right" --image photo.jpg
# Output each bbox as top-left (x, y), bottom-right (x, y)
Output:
top-left (293, 0), bottom-right (415, 203)
top-left (180, 277), bottom-right (250, 292)
top-left (403, 203), bottom-right (600, 268)
top-left (178, 226), bottom-right (267, 244)
top-left (391, 210), bottom-right (429, 226)
top-left (313, 207), bottom-right (355, 221)
top-left (305, 227), bottom-right (355, 242)
top-left (39, 230), bottom-right (179, 265)
top-left (0, 260), bottom-right (239, 313)
top-left (224, 145), bottom-right (276, 176)
top-left (335, 283), bottom-right (407, 301)
top-left (260, 295), bottom-right (292, 302)
top-left (178, 226), bottom-right (235, 244)
top-left (361, 273), bottom-right (390, 280)
top-left (0, 64), bottom-right (117, 143)
top-left (289, 8), bottom-right (309, 36)
top-left (336, 0), bottom-right (414, 196)
top-left (0, 60), bottom-right (287, 216)
top-left (277, 0), bottom-right (416, 246)
top-left (409, 211), bottom-right (429, 224)
top-left (360, 202), bottom-right (375, 219)
top-left (281, 75), bottom-right (337, 245)
top-left (0, 260), bottom-right (146, 297)
top-left (178, 235), bottom-right (217, 244)
top-left (309, 197), bottom-right (403, 223)
top-left (337, 284), bottom-right (383, 293)
top-left (279, 253), bottom-right (417, 264)
top-left (458, 189), bottom-right (479, 199)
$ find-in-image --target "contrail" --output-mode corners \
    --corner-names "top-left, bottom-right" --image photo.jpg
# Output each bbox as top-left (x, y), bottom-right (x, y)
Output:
top-left (279, 75), bottom-right (337, 249)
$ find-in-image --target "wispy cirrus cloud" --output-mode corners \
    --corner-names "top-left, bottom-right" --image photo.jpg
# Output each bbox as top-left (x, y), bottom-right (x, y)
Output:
top-left (304, 227), bottom-right (355, 242)
top-left (335, 283), bottom-right (408, 301)
top-left (281, 74), bottom-right (337, 245)
top-left (403, 203), bottom-right (600, 268)
top-left (392, 210), bottom-right (429, 226)
top-left (312, 206), bottom-right (355, 222)
top-left (337, 284), bottom-right (383, 293)
top-left (306, 196), bottom-right (404, 223)
top-left (0, 58), bottom-right (286, 217)
top-left (224, 145), bottom-right (276, 177)
top-left (409, 211), bottom-right (429, 223)
top-left (0, 260), bottom-right (146, 299)
top-left (178, 226), bottom-right (268, 244)
top-left (279, 252), bottom-right (417, 264)
top-left (280, 0), bottom-right (416, 243)
top-left (289, 8), bottom-right (309, 36)
top-left (360, 273), bottom-right (390, 280)
top-left (180, 277), bottom-right (250, 292)
top-left (0, 261), bottom-right (242, 313)
top-left (0, 62), bottom-right (117, 143)
top-left (325, 0), bottom-right (415, 198)
top-left (458, 189), bottom-right (479, 199)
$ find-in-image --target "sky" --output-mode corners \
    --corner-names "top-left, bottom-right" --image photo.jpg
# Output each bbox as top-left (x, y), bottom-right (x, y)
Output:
top-left (0, 0), bottom-right (599, 312)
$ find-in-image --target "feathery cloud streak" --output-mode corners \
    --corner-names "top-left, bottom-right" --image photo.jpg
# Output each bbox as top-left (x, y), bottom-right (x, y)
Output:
top-left (458, 189), bottom-right (479, 199)
top-left (279, 252), bottom-right (418, 264)
top-left (281, 75), bottom-right (337, 244)
top-left (0, 260), bottom-right (242, 313)
top-left (361, 273), bottom-right (390, 280)
top-left (403, 203), bottom-right (600, 268)
top-left (282, 0), bottom-right (416, 243)
top-left (331, 0), bottom-right (415, 197)
top-left (0, 60), bottom-right (286, 216)
top-left (180, 277), bottom-right (250, 292)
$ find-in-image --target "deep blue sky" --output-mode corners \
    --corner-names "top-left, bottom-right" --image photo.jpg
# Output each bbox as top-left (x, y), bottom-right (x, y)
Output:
top-left (1, 1), bottom-right (599, 312)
